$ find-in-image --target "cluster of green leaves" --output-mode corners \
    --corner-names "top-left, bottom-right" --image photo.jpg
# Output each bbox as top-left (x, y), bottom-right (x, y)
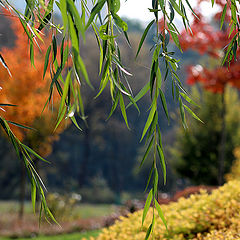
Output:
top-left (134, 0), bottom-right (203, 238)
top-left (0, 110), bottom-right (56, 223)
top-left (220, 0), bottom-right (240, 65)
top-left (0, 0), bottom-right (239, 238)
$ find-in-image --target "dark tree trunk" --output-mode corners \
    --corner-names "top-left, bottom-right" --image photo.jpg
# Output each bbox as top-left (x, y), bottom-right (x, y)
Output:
top-left (79, 126), bottom-right (90, 187)
top-left (218, 88), bottom-right (226, 185)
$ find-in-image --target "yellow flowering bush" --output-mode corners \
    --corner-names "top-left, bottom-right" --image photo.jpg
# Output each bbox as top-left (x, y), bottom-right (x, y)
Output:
top-left (88, 180), bottom-right (240, 240)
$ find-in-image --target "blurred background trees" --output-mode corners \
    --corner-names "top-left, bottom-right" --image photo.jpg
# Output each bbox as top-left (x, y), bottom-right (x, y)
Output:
top-left (1, 0), bottom-right (240, 209)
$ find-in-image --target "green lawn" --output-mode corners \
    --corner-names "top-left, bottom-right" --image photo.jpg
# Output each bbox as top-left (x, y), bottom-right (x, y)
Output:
top-left (0, 201), bottom-right (118, 219)
top-left (0, 230), bottom-right (100, 240)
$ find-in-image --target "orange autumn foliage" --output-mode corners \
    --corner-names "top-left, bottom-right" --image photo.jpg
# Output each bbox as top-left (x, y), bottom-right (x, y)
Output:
top-left (0, 11), bottom-right (67, 156)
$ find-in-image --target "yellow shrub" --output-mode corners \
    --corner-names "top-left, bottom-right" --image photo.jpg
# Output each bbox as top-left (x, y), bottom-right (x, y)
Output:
top-left (92, 180), bottom-right (240, 240)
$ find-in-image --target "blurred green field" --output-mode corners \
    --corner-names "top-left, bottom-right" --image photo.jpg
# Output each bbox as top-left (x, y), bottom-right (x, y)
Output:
top-left (0, 230), bottom-right (100, 240)
top-left (0, 201), bottom-right (117, 219)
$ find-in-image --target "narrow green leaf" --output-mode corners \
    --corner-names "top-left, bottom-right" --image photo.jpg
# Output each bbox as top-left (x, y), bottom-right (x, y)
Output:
top-left (140, 136), bottom-right (154, 167)
top-left (52, 35), bottom-right (57, 63)
top-left (67, 0), bottom-right (85, 38)
top-left (141, 101), bottom-right (157, 141)
top-left (142, 189), bottom-right (153, 226)
top-left (119, 94), bottom-right (130, 129)
top-left (167, 23), bottom-right (182, 52)
top-left (21, 143), bottom-right (50, 163)
top-left (85, 0), bottom-right (107, 30)
top-left (0, 103), bottom-right (16, 107)
top-left (153, 167), bottom-right (158, 197)
top-left (180, 92), bottom-right (200, 107)
top-left (184, 104), bottom-right (204, 123)
top-left (179, 97), bottom-right (187, 129)
top-left (127, 82), bottom-right (150, 109)
top-left (146, 111), bottom-right (158, 142)
top-left (55, 106), bottom-right (67, 131)
top-left (112, 13), bottom-right (128, 31)
top-left (31, 179), bottom-right (37, 213)
top-left (30, 42), bottom-right (35, 67)
top-left (169, 0), bottom-right (185, 17)
top-left (136, 20), bottom-right (155, 58)
top-left (70, 115), bottom-right (82, 130)
top-left (157, 145), bottom-right (166, 185)
top-left (43, 45), bottom-right (51, 79)
top-left (110, 0), bottom-right (120, 13)
top-left (155, 199), bottom-right (168, 230)
top-left (59, 0), bottom-right (68, 35)
top-left (144, 163), bottom-right (154, 192)
top-left (159, 90), bottom-right (169, 122)
top-left (144, 223), bottom-right (153, 240)
top-left (7, 121), bottom-right (35, 131)
top-left (220, 4), bottom-right (227, 30)
top-left (58, 70), bottom-right (72, 117)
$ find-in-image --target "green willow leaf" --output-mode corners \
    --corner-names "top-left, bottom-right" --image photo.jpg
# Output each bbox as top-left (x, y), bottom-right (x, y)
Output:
top-left (184, 104), bottom-right (204, 123)
top-left (144, 163), bottom-right (154, 192)
top-left (21, 143), bottom-right (50, 164)
top-left (67, 0), bottom-right (85, 39)
top-left (58, 70), bottom-right (72, 117)
top-left (85, 0), bottom-right (107, 30)
top-left (145, 223), bottom-right (153, 240)
top-left (157, 145), bottom-right (166, 185)
top-left (110, 0), bottom-right (120, 13)
top-left (59, 0), bottom-right (68, 35)
top-left (153, 168), bottom-right (158, 197)
top-left (136, 20), bottom-right (155, 58)
top-left (140, 136), bottom-right (154, 167)
top-left (119, 94), bottom-right (130, 129)
top-left (141, 101), bottom-right (157, 141)
top-left (31, 178), bottom-right (37, 213)
top-left (52, 35), bottom-right (57, 63)
top-left (127, 82), bottom-right (150, 109)
top-left (155, 199), bottom-right (168, 230)
top-left (43, 45), bottom-right (51, 79)
top-left (142, 189), bottom-right (153, 226)
top-left (167, 23), bottom-right (182, 52)
top-left (180, 92), bottom-right (200, 107)
top-left (7, 121), bottom-right (35, 131)
top-left (220, 4), bottom-right (227, 30)
top-left (112, 13), bottom-right (128, 31)
top-left (107, 90), bottom-right (120, 120)
top-left (169, 0), bottom-right (185, 17)
top-left (159, 90), bottom-right (169, 122)
top-left (30, 42), bottom-right (34, 67)
top-left (179, 97), bottom-right (187, 129)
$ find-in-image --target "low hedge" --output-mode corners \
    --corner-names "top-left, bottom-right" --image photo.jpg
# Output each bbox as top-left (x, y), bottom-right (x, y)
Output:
top-left (89, 180), bottom-right (240, 240)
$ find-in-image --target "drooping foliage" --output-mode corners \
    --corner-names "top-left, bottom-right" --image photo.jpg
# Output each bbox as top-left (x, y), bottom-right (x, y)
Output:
top-left (0, 0), bottom-right (239, 236)
top-left (171, 86), bottom-right (240, 185)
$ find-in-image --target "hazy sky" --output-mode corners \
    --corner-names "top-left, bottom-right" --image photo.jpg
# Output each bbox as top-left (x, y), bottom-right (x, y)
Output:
top-left (9, 0), bottom-right (218, 24)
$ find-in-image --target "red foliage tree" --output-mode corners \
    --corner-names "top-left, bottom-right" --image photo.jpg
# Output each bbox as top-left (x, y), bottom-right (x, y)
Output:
top-left (179, 0), bottom-right (240, 184)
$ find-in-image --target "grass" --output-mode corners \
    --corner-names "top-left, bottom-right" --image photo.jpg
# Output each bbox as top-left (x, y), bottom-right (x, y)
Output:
top-left (74, 203), bottom-right (117, 219)
top-left (0, 230), bottom-right (100, 240)
top-left (0, 201), bottom-right (118, 219)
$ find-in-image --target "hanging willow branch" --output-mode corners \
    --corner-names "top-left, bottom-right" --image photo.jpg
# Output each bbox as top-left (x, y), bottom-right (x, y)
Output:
top-left (0, 0), bottom-right (239, 235)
